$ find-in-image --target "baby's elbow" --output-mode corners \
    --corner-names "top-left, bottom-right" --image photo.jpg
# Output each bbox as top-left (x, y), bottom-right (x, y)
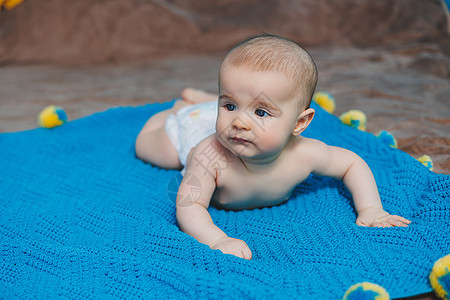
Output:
top-left (351, 152), bottom-right (368, 169)
top-left (341, 149), bottom-right (363, 165)
top-left (335, 150), bottom-right (358, 175)
top-left (343, 152), bottom-right (370, 177)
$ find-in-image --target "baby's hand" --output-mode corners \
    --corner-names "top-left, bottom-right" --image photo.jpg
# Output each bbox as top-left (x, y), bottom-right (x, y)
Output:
top-left (210, 237), bottom-right (252, 260)
top-left (356, 207), bottom-right (411, 228)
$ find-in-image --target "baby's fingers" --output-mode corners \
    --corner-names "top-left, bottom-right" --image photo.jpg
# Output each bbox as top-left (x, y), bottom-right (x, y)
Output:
top-left (388, 215), bottom-right (411, 227)
top-left (389, 219), bottom-right (409, 227)
top-left (220, 245), bottom-right (252, 260)
top-left (233, 247), bottom-right (252, 260)
top-left (241, 247), bottom-right (253, 260)
top-left (220, 248), bottom-right (243, 258)
top-left (390, 215), bottom-right (411, 224)
top-left (356, 218), bottom-right (368, 227)
top-left (370, 220), bottom-right (392, 228)
top-left (381, 220), bottom-right (393, 227)
top-left (369, 220), bottom-right (385, 227)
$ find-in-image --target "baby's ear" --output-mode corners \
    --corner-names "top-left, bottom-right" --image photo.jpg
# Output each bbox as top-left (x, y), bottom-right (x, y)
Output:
top-left (292, 108), bottom-right (315, 136)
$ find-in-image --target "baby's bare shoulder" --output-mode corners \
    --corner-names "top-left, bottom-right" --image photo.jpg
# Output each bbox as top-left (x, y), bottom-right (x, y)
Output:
top-left (193, 135), bottom-right (229, 159)
top-left (186, 135), bottom-right (233, 177)
top-left (293, 137), bottom-right (328, 156)
top-left (290, 137), bottom-right (330, 167)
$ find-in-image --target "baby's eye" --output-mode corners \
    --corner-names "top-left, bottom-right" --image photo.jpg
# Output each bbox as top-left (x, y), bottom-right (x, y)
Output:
top-left (255, 109), bottom-right (269, 117)
top-left (225, 103), bottom-right (236, 111)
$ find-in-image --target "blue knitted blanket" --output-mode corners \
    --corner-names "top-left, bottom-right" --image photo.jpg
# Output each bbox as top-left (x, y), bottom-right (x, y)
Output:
top-left (1, 101), bottom-right (449, 299)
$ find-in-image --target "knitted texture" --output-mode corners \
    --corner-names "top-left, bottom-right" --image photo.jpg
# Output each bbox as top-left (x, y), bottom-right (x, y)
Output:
top-left (0, 101), bottom-right (449, 299)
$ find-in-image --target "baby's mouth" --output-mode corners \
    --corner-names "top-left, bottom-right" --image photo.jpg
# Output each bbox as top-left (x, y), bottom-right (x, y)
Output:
top-left (229, 137), bottom-right (252, 145)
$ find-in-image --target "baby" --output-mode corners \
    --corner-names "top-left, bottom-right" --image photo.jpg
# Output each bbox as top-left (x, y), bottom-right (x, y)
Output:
top-left (135, 34), bottom-right (411, 260)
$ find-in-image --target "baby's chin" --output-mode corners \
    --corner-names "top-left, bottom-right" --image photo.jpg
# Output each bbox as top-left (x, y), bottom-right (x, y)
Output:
top-left (217, 134), bottom-right (279, 162)
top-left (216, 133), bottom-right (257, 158)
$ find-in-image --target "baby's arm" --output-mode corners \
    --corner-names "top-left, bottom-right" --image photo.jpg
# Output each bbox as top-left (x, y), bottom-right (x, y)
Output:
top-left (176, 139), bottom-right (252, 260)
top-left (308, 140), bottom-right (411, 227)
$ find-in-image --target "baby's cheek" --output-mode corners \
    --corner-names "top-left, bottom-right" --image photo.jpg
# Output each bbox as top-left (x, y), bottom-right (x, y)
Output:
top-left (217, 111), bottom-right (233, 126)
top-left (256, 129), bottom-right (286, 151)
top-left (215, 117), bottom-right (227, 135)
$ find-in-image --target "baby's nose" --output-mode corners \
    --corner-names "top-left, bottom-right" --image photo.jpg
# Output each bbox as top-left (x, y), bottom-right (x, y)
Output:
top-left (231, 115), bottom-right (251, 131)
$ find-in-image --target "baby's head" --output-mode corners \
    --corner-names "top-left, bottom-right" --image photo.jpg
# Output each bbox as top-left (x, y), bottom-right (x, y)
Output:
top-left (216, 34), bottom-right (318, 161)
top-left (219, 33), bottom-right (318, 111)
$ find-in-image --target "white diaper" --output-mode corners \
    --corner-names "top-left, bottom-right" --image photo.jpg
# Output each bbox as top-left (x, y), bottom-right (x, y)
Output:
top-left (165, 101), bottom-right (218, 173)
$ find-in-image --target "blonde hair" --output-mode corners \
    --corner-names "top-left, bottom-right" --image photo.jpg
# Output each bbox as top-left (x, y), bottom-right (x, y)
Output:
top-left (220, 34), bottom-right (318, 109)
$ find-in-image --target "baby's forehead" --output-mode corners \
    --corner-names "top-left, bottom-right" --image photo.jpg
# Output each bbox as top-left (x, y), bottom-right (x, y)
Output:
top-left (219, 66), bottom-right (300, 95)
top-left (219, 65), bottom-right (293, 83)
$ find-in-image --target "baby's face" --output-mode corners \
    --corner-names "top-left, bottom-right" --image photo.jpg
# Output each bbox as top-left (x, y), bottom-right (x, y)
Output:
top-left (216, 66), bottom-right (303, 160)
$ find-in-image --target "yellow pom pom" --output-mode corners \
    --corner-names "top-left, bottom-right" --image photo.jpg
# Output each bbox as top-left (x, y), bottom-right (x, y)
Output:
top-left (418, 155), bottom-right (433, 171)
top-left (38, 105), bottom-right (67, 128)
top-left (430, 254), bottom-right (450, 300)
top-left (2, 0), bottom-right (24, 10)
top-left (376, 130), bottom-right (398, 148)
top-left (313, 91), bottom-right (336, 114)
top-left (339, 109), bottom-right (367, 131)
top-left (343, 282), bottom-right (390, 300)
